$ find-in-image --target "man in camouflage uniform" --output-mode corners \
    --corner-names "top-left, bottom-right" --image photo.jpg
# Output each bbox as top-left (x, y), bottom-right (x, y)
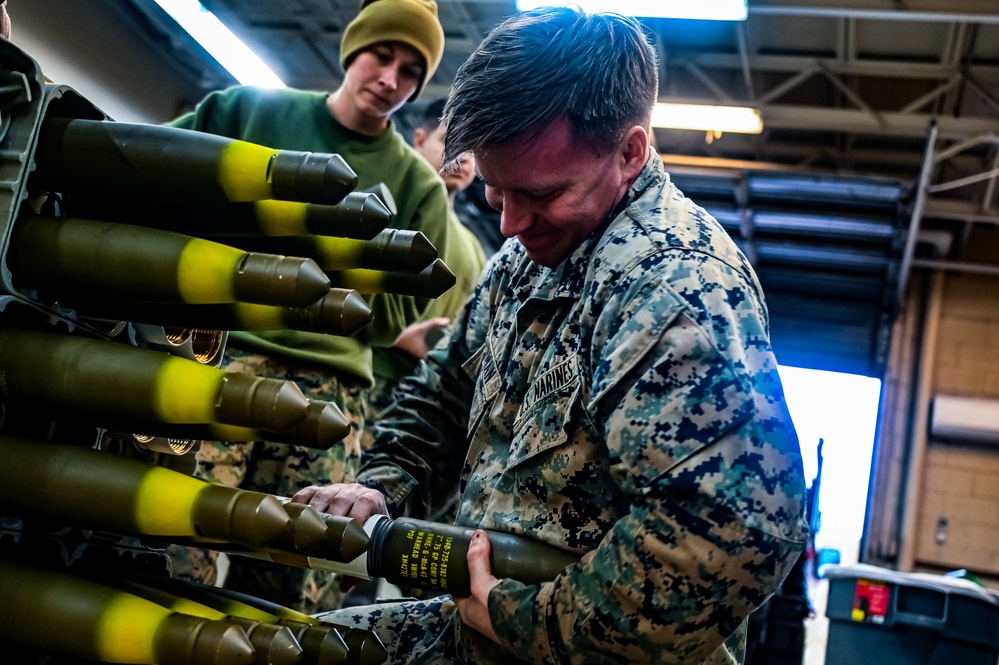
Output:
top-left (295, 7), bottom-right (808, 663)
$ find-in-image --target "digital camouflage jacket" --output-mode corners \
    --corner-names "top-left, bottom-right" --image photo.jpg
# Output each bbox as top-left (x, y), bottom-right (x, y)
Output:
top-left (353, 150), bottom-right (809, 664)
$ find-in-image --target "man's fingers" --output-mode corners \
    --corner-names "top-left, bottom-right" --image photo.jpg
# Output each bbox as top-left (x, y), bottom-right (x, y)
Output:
top-left (466, 530), bottom-right (496, 595)
top-left (288, 483), bottom-right (388, 522)
top-left (289, 485), bottom-right (319, 504)
top-left (328, 486), bottom-right (385, 521)
top-left (455, 530), bottom-right (502, 643)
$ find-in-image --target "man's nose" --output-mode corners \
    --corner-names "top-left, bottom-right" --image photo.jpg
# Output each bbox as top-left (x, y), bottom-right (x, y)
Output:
top-left (499, 197), bottom-right (532, 238)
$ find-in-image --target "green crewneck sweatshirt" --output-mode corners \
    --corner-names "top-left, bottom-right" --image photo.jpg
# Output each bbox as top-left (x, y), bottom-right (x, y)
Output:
top-left (169, 86), bottom-right (454, 387)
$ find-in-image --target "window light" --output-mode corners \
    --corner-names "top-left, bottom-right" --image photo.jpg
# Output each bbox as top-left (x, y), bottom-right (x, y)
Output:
top-left (152, 0), bottom-right (286, 88)
top-left (514, 0), bottom-right (748, 21)
top-left (652, 103), bottom-right (763, 134)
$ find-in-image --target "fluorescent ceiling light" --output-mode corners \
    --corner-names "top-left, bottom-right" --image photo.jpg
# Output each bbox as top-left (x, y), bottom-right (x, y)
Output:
top-left (152, 0), bottom-right (286, 88)
top-left (514, 0), bottom-right (748, 21)
top-left (652, 103), bottom-right (763, 134)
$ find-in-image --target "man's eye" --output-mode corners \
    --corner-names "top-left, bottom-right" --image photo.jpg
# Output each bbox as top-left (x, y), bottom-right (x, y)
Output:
top-left (530, 190), bottom-right (557, 201)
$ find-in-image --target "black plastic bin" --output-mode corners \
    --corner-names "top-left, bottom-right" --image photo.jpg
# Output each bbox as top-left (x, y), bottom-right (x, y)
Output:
top-left (824, 564), bottom-right (999, 665)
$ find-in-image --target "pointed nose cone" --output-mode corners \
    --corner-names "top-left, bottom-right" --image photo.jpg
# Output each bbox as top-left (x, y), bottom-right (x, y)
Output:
top-left (279, 501), bottom-right (330, 553)
top-left (287, 622), bottom-right (351, 665)
top-left (367, 229), bottom-right (437, 272)
top-left (357, 192), bottom-right (394, 235)
top-left (340, 627), bottom-right (388, 665)
top-left (234, 254), bottom-right (331, 308)
top-left (270, 151), bottom-right (358, 206)
top-left (194, 486), bottom-right (293, 548)
top-left (215, 374), bottom-right (311, 432)
top-left (317, 514), bottom-right (370, 563)
top-left (313, 288), bottom-right (372, 337)
top-left (284, 400), bottom-right (351, 451)
top-left (303, 192), bottom-right (394, 240)
top-left (242, 622), bottom-right (304, 665)
top-left (156, 614), bottom-right (257, 665)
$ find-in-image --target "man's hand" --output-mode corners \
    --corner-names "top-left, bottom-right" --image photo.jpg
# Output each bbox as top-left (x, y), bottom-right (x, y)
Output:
top-left (393, 316), bottom-right (451, 358)
top-left (291, 483), bottom-right (388, 523)
top-left (454, 530), bottom-right (502, 643)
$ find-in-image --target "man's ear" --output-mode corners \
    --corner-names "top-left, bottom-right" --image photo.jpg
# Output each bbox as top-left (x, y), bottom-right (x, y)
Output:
top-left (618, 125), bottom-right (649, 179)
top-left (412, 127), bottom-right (428, 150)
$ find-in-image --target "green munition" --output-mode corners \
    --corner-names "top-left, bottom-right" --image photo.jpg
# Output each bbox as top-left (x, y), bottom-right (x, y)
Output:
top-left (173, 501), bottom-right (332, 557)
top-left (0, 559), bottom-right (256, 665)
top-left (104, 577), bottom-right (304, 665)
top-left (171, 511), bottom-right (369, 564)
top-left (10, 216), bottom-right (331, 307)
top-left (229, 229), bottom-right (437, 273)
top-left (242, 515), bottom-right (582, 597)
top-left (273, 501), bottom-right (330, 554)
top-left (66, 289), bottom-right (373, 337)
top-left (179, 582), bottom-right (387, 665)
top-left (136, 577), bottom-right (356, 665)
top-left (315, 513), bottom-right (372, 562)
top-left (34, 117), bottom-right (358, 205)
top-left (72, 192), bottom-right (394, 241)
top-left (127, 398), bottom-right (352, 451)
top-left (373, 517), bottom-right (581, 595)
top-left (326, 258), bottom-right (456, 297)
top-left (145, 416), bottom-right (346, 452)
top-left (0, 328), bottom-right (311, 431)
top-left (0, 435), bottom-right (292, 547)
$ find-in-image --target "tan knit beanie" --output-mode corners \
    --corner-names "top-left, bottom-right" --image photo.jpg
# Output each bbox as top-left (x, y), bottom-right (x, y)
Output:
top-left (340, 0), bottom-right (444, 102)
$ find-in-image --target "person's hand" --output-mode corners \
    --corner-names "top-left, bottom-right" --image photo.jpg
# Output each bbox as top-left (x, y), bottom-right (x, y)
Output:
top-left (393, 317), bottom-right (451, 358)
top-left (291, 483), bottom-right (388, 523)
top-left (454, 530), bottom-right (501, 643)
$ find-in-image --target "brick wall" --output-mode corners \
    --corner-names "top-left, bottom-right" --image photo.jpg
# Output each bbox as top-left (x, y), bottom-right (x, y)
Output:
top-left (913, 270), bottom-right (999, 577)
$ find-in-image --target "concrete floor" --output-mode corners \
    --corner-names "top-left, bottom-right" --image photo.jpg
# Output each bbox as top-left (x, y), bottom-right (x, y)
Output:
top-left (804, 578), bottom-right (831, 665)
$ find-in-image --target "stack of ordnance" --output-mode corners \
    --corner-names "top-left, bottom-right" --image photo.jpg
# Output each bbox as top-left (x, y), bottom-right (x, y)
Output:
top-left (0, 38), bottom-right (454, 665)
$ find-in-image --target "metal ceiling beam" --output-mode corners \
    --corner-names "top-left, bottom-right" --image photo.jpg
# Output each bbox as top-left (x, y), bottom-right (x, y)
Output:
top-left (923, 198), bottom-right (999, 221)
top-left (689, 54), bottom-right (999, 82)
top-left (734, 103), bottom-right (998, 138)
top-left (749, 5), bottom-right (999, 24)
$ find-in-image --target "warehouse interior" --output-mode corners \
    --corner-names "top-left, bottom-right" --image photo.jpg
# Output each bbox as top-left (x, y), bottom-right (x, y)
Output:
top-left (3, 0), bottom-right (999, 663)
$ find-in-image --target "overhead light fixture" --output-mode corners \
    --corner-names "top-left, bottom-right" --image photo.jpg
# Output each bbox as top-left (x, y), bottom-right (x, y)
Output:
top-left (652, 103), bottom-right (763, 134)
top-left (152, 0), bottom-right (286, 88)
top-left (514, 0), bottom-right (748, 21)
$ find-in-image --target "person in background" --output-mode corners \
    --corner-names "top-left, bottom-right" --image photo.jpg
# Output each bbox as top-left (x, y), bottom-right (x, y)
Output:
top-left (165, 0), bottom-right (471, 614)
top-left (363, 99), bottom-right (488, 553)
top-left (0, 1), bottom-right (9, 41)
top-left (368, 99), bottom-right (487, 431)
top-left (295, 6), bottom-right (808, 664)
